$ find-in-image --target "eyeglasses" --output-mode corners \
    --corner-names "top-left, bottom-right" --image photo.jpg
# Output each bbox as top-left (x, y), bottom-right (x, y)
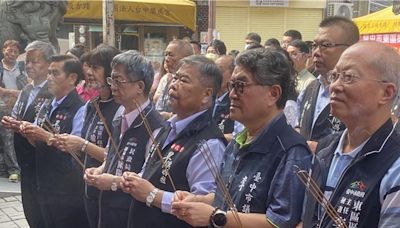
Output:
top-left (227, 80), bottom-right (258, 96)
top-left (311, 42), bottom-right (350, 51)
top-left (327, 71), bottom-right (387, 84)
top-left (106, 77), bottom-right (140, 87)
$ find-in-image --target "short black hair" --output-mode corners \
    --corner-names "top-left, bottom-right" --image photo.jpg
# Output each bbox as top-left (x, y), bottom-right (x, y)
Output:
top-left (289, 39), bottom-right (310, 54)
top-left (264, 38), bottom-right (281, 48)
top-left (66, 44), bottom-right (87, 59)
top-left (51, 55), bottom-right (83, 86)
top-left (89, 44), bottom-right (121, 78)
top-left (207, 39), bottom-right (227, 55)
top-left (245, 32), bottom-right (261, 44)
top-left (319, 16), bottom-right (360, 45)
top-left (236, 48), bottom-right (296, 109)
top-left (283, 30), bottom-right (302, 40)
top-left (190, 40), bottom-right (201, 50)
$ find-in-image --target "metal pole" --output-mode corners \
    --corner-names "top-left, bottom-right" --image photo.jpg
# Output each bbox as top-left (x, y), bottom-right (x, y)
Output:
top-left (103, 0), bottom-right (115, 46)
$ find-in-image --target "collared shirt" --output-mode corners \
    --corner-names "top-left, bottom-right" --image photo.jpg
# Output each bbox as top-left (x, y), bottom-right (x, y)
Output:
top-left (34, 94), bottom-right (85, 136)
top-left (324, 129), bottom-right (369, 201)
top-left (322, 127), bottom-right (400, 227)
top-left (312, 76), bottom-right (330, 128)
top-left (296, 68), bottom-right (316, 93)
top-left (121, 99), bottom-right (150, 135)
top-left (11, 80), bottom-right (47, 118)
top-left (150, 109), bottom-right (226, 213)
top-left (1, 59), bottom-right (19, 90)
top-left (212, 92), bottom-right (229, 118)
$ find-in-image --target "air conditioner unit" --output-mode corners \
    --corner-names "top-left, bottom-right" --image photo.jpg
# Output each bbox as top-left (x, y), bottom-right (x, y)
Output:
top-left (327, 3), bottom-right (353, 19)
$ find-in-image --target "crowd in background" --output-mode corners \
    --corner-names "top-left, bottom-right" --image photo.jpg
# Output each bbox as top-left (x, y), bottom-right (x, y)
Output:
top-left (0, 15), bottom-right (399, 228)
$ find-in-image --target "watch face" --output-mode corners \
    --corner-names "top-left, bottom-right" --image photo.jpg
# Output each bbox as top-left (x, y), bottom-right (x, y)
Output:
top-left (111, 183), bottom-right (117, 191)
top-left (214, 212), bottom-right (227, 226)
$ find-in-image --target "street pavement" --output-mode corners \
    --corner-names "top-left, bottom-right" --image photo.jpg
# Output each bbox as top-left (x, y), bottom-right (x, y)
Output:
top-left (0, 177), bottom-right (28, 228)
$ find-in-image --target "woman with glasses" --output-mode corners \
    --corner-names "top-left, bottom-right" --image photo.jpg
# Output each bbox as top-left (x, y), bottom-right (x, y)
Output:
top-left (171, 48), bottom-right (312, 228)
top-left (55, 44), bottom-right (121, 228)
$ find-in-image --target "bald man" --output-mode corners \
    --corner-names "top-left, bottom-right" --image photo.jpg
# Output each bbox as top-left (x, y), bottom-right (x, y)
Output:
top-left (303, 41), bottom-right (400, 227)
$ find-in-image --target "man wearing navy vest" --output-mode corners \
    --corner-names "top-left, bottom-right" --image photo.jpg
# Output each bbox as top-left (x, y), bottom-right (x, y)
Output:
top-left (303, 42), bottom-right (400, 227)
top-left (121, 55), bottom-right (226, 228)
top-left (83, 50), bottom-right (164, 228)
top-left (297, 16), bottom-right (359, 152)
top-left (20, 55), bottom-right (88, 228)
top-left (1, 40), bottom-right (54, 228)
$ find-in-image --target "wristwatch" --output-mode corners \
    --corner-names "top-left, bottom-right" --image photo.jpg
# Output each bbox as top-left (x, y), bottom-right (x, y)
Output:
top-left (146, 188), bottom-right (159, 207)
top-left (210, 208), bottom-right (227, 228)
top-left (110, 177), bottom-right (118, 191)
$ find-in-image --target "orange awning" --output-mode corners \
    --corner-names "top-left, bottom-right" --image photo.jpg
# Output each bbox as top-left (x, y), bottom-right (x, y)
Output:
top-left (65, 0), bottom-right (196, 31)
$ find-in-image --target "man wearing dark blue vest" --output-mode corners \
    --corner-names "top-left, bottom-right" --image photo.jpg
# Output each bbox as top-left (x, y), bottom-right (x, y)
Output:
top-left (83, 50), bottom-right (164, 228)
top-left (297, 16), bottom-right (359, 152)
top-left (1, 40), bottom-right (54, 228)
top-left (19, 55), bottom-right (88, 228)
top-left (302, 42), bottom-right (400, 227)
top-left (121, 55), bottom-right (226, 228)
top-left (171, 48), bottom-right (311, 228)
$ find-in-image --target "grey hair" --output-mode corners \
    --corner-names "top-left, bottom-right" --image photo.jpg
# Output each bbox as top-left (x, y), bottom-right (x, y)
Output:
top-left (111, 50), bottom-right (154, 96)
top-left (180, 55), bottom-right (222, 97)
top-left (25, 41), bottom-right (57, 62)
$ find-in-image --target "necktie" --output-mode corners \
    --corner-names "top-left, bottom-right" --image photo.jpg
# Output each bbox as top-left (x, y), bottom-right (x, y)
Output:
top-left (121, 115), bottom-right (129, 136)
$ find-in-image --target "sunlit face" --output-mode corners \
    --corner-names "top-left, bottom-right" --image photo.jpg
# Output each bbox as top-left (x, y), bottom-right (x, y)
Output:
top-left (168, 63), bottom-right (212, 119)
top-left (164, 44), bottom-right (183, 74)
top-left (25, 50), bottom-right (49, 82)
top-left (3, 45), bottom-right (19, 64)
top-left (329, 46), bottom-right (392, 124)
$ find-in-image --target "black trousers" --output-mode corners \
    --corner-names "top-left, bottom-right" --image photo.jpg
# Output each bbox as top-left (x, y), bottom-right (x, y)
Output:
top-left (38, 192), bottom-right (89, 228)
top-left (20, 168), bottom-right (45, 228)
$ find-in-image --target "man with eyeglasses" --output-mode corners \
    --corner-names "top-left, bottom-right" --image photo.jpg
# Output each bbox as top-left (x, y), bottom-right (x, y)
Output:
top-left (83, 50), bottom-right (164, 228)
top-left (287, 39), bottom-right (315, 93)
top-left (302, 41), bottom-right (400, 227)
top-left (297, 16), bottom-right (359, 152)
top-left (120, 55), bottom-right (226, 228)
top-left (170, 48), bottom-right (311, 228)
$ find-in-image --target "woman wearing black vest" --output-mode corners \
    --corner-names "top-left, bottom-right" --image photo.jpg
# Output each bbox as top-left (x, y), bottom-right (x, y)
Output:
top-left (171, 48), bottom-right (312, 228)
top-left (55, 44), bottom-right (121, 228)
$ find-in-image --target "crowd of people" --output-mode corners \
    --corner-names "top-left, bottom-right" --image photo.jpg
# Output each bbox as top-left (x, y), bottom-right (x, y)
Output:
top-left (0, 15), bottom-right (399, 228)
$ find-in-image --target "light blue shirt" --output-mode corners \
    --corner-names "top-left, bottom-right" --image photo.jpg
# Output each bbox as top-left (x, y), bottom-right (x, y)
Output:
top-left (324, 127), bottom-right (400, 227)
top-left (159, 110), bottom-right (226, 213)
top-left (11, 80), bottom-right (48, 118)
top-left (34, 94), bottom-right (85, 137)
top-left (296, 75), bottom-right (330, 128)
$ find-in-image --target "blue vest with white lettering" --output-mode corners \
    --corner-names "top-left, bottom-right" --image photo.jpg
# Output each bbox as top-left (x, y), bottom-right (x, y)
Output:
top-left (303, 119), bottom-right (400, 228)
top-left (214, 114), bottom-right (309, 214)
top-left (100, 103), bottom-right (163, 228)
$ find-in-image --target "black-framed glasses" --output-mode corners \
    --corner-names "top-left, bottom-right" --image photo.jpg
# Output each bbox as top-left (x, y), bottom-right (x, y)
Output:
top-left (311, 42), bottom-right (350, 51)
top-left (327, 70), bottom-right (387, 84)
top-left (227, 80), bottom-right (258, 96)
top-left (106, 77), bottom-right (140, 87)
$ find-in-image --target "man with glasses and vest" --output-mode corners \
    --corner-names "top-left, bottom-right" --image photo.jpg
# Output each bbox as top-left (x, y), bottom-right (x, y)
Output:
top-left (83, 50), bottom-right (164, 228)
top-left (297, 16), bottom-right (359, 152)
top-left (302, 41), bottom-right (400, 228)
